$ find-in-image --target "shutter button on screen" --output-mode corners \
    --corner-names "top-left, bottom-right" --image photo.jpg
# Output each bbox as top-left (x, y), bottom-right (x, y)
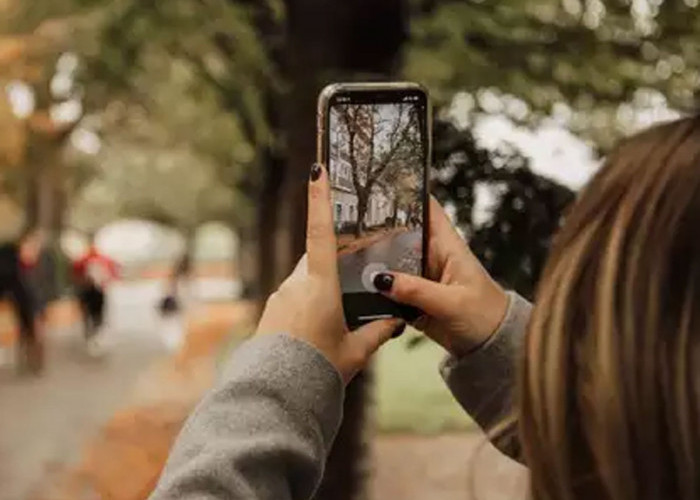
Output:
top-left (361, 263), bottom-right (389, 293)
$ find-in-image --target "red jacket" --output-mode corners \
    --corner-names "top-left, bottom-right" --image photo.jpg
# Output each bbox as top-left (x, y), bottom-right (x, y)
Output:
top-left (73, 247), bottom-right (120, 288)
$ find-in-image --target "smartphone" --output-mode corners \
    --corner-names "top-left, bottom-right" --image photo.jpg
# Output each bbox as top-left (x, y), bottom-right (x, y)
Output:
top-left (317, 82), bottom-right (431, 329)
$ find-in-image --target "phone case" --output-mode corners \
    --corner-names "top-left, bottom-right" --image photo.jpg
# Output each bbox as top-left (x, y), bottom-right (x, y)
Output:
top-left (317, 82), bottom-right (432, 327)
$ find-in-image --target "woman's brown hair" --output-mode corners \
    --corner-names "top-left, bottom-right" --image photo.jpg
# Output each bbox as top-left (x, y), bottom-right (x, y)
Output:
top-left (520, 116), bottom-right (700, 500)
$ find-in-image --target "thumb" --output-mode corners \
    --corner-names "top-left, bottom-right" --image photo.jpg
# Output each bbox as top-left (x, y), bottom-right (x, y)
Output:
top-left (373, 271), bottom-right (458, 318)
top-left (347, 319), bottom-right (405, 365)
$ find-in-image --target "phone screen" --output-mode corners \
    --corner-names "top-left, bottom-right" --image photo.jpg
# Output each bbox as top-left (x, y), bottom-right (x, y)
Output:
top-left (327, 89), bottom-right (428, 326)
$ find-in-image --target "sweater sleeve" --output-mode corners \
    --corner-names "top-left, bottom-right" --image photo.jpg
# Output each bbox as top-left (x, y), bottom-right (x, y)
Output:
top-left (149, 333), bottom-right (344, 500)
top-left (440, 292), bottom-right (532, 460)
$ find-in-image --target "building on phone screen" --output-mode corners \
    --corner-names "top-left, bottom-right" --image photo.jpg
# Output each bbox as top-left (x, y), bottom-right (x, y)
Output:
top-left (330, 156), bottom-right (395, 233)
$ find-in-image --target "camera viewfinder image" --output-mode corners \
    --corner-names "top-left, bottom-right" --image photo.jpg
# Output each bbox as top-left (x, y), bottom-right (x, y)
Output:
top-left (329, 102), bottom-right (425, 294)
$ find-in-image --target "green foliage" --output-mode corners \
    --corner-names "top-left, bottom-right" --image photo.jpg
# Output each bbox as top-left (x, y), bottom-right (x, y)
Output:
top-left (406, 0), bottom-right (700, 148)
top-left (3, 0), bottom-right (267, 233)
top-left (0, 0), bottom-right (90, 34)
top-left (69, 134), bottom-right (246, 233)
top-left (432, 119), bottom-right (574, 299)
top-left (81, 0), bottom-right (276, 150)
top-left (11, 0), bottom-right (700, 158)
top-left (10, 0), bottom-right (700, 275)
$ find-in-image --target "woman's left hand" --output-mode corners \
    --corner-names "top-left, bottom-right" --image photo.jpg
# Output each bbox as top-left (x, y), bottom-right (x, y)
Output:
top-left (256, 163), bottom-right (404, 384)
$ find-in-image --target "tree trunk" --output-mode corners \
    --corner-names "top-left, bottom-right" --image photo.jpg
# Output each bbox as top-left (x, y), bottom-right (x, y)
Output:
top-left (312, 369), bottom-right (374, 500)
top-left (236, 222), bottom-right (260, 300)
top-left (355, 192), bottom-right (368, 238)
top-left (25, 131), bottom-right (66, 299)
top-left (276, 0), bottom-right (408, 273)
top-left (390, 197), bottom-right (399, 228)
top-left (256, 2), bottom-right (408, 499)
top-left (257, 151), bottom-right (288, 300)
top-left (22, 68), bottom-right (76, 297)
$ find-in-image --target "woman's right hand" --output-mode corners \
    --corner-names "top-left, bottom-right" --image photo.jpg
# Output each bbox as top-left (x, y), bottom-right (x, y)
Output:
top-left (373, 197), bottom-right (509, 357)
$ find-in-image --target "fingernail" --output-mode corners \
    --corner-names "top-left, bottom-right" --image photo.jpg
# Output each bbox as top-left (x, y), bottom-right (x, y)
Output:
top-left (391, 323), bottom-right (406, 338)
top-left (373, 272), bottom-right (394, 292)
top-left (310, 163), bottom-right (322, 182)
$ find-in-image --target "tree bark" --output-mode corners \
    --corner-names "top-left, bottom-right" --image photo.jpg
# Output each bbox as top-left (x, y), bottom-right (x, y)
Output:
top-left (257, 149), bottom-right (287, 300)
top-left (256, 2), bottom-right (408, 499)
top-left (25, 131), bottom-right (66, 299)
top-left (312, 369), bottom-right (374, 500)
top-left (236, 222), bottom-right (260, 300)
top-left (278, 0), bottom-right (408, 267)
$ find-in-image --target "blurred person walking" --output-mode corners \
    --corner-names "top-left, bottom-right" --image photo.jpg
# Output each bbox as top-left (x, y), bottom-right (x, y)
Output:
top-left (0, 229), bottom-right (45, 374)
top-left (151, 116), bottom-right (700, 500)
top-left (157, 251), bottom-right (193, 351)
top-left (72, 239), bottom-right (119, 356)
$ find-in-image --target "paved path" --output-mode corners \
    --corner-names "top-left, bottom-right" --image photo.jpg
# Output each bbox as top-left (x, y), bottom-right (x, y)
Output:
top-left (339, 229), bottom-right (422, 293)
top-left (0, 279), bottom-right (237, 500)
top-left (372, 434), bottom-right (527, 500)
top-left (0, 278), bottom-right (525, 500)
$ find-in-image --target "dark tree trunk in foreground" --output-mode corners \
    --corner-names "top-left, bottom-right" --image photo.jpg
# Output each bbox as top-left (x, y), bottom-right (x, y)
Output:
top-left (278, 0), bottom-right (408, 270)
top-left (257, 148), bottom-right (288, 299)
top-left (236, 223), bottom-right (258, 299)
top-left (313, 369), bottom-right (373, 500)
top-left (255, 1), bottom-right (408, 499)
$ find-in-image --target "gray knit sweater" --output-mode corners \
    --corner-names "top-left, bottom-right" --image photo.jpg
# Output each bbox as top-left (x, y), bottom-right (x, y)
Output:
top-left (149, 292), bottom-right (532, 500)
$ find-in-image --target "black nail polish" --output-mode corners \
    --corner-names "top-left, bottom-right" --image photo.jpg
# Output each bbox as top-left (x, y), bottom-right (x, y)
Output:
top-left (373, 272), bottom-right (394, 292)
top-left (391, 323), bottom-right (406, 338)
top-left (310, 163), bottom-right (322, 182)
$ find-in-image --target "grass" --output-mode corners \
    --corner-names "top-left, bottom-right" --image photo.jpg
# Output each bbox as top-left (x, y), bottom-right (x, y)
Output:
top-left (374, 329), bottom-right (474, 434)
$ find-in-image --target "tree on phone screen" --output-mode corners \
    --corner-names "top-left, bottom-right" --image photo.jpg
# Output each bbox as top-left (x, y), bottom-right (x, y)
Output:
top-left (331, 103), bottom-right (422, 237)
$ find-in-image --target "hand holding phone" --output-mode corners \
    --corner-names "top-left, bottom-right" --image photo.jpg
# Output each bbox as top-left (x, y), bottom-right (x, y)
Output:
top-left (317, 82), bottom-right (431, 329)
top-left (372, 197), bottom-right (509, 357)
top-left (256, 163), bottom-right (404, 383)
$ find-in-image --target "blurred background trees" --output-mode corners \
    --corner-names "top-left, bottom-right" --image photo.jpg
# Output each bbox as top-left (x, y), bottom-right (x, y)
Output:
top-left (2, 0), bottom-right (699, 498)
top-left (5, 0), bottom-right (693, 294)
top-left (432, 119), bottom-right (575, 300)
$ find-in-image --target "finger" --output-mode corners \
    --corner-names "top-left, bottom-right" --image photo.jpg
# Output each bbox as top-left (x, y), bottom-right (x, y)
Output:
top-left (373, 271), bottom-right (457, 318)
top-left (348, 318), bottom-right (404, 361)
top-left (290, 254), bottom-right (309, 279)
top-left (278, 254), bottom-right (308, 291)
top-left (427, 196), bottom-right (475, 278)
top-left (307, 163), bottom-right (338, 276)
top-left (429, 196), bottom-right (465, 247)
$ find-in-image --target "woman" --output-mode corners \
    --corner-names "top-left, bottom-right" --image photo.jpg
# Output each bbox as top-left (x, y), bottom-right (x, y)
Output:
top-left (519, 116), bottom-right (700, 500)
top-left (151, 116), bottom-right (700, 500)
top-left (72, 239), bottom-right (120, 355)
top-left (158, 252), bottom-right (193, 351)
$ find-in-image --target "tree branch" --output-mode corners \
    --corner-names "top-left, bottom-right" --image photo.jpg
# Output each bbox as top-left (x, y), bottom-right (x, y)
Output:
top-left (340, 106), bottom-right (362, 198)
top-left (367, 104), bottom-right (412, 189)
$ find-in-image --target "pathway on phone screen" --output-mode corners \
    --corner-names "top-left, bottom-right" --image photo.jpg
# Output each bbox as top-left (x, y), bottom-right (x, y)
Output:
top-left (339, 229), bottom-right (422, 293)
